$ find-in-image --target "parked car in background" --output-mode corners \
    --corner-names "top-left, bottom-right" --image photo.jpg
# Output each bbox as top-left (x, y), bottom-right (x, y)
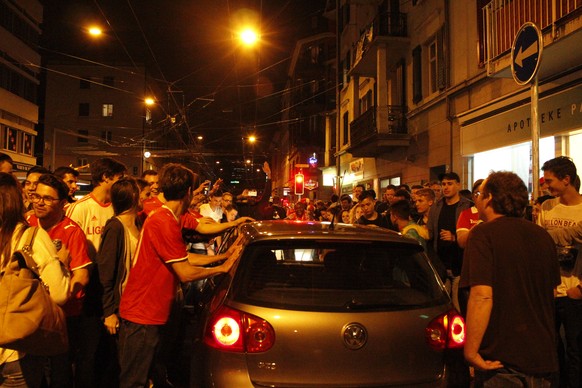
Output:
top-left (190, 220), bottom-right (467, 387)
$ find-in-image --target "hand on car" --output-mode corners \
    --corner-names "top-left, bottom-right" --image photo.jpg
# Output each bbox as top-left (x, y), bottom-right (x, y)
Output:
top-left (235, 216), bottom-right (255, 225)
top-left (464, 351), bottom-right (503, 371)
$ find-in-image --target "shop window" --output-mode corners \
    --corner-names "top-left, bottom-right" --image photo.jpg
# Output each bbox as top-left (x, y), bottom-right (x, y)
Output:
top-left (102, 104), bottom-right (114, 117)
top-left (79, 103), bottom-right (90, 117)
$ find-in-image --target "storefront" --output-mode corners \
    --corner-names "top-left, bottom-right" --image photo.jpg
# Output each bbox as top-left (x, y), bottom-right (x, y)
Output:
top-left (459, 79), bottom-right (582, 192)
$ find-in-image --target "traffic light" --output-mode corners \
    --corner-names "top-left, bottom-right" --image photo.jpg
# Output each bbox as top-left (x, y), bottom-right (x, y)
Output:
top-left (294, 173), bottom-right (304, 195)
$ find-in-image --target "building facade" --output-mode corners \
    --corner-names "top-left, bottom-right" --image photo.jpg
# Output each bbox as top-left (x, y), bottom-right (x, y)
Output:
top-left (43, 62), bottom-right (150, 178)
top-left (320, 0), bottom-right (582, 197)
top-left (0, 0), bottom-right (43, 175)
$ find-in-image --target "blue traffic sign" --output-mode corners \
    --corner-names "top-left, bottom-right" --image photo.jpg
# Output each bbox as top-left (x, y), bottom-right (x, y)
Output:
top-left (511, 23), bottom-right (542, 85)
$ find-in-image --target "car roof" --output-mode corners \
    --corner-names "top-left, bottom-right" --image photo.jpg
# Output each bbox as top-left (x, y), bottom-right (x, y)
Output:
top-left (238, 220), bottom-right (422, 247)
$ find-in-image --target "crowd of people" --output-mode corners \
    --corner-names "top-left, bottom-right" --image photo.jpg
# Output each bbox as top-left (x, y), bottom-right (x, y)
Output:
top-left (1, 149), bottom-right (582, 388)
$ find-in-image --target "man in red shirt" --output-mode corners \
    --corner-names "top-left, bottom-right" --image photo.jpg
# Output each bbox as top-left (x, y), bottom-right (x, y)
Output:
top-left (27, 173), bottom-right (92, 386)
top-left (118, 163), bottom-right (243, 388)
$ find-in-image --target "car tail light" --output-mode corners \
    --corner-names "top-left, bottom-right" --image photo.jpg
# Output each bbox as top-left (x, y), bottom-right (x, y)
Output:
top-left (425, 309), bottom-right (465, 351)
top-left (204, 305), bottom-right (275, 353)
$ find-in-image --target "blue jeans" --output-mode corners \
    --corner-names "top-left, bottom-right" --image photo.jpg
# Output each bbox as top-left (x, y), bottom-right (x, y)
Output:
top-left (118, 319), bottom-right (160, 388)
top-left (555, 297), bottom-right (582, 388)
top-left (0, 355), bottom-right (44, 388)
top-left (475, 367), bottom-right (557, 388)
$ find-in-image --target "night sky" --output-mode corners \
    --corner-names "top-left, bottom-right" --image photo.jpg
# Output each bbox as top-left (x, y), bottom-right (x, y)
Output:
top-left (41, 0), bottom-right (329, 181)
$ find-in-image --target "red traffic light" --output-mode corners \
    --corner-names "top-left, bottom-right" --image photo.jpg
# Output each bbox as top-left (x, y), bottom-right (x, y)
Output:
top-left (294, 173), bottom-right (304, 195)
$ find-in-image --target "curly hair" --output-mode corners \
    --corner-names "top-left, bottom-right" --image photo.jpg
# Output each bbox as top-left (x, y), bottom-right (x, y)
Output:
top-left (482, 171), bottom-right (528, 217)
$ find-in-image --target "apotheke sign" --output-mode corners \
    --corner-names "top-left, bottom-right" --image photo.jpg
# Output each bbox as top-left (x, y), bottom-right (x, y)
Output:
top-left (460, 84), bottom-right (582, 155)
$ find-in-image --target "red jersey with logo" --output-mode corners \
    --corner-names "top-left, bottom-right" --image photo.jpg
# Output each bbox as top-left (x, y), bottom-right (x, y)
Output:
top-left (119, 206), bottom-right (188, 325)
top-left (456, 206), bottom-right (481, 233)
top-left (66, 193), bottom-right (113, 259)
top-left (28, 214), bottom-right (92, 316)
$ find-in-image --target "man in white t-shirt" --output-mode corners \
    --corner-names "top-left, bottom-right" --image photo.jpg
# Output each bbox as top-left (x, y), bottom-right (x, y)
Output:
top-left (538, 156), bottom-right (582, 388)
top-left (200, 190), bottom-right (223, 222)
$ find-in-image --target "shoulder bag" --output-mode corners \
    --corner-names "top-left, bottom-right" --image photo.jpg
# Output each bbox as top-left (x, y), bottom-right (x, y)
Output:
top-left (0, 227), bottom-right (69, 355)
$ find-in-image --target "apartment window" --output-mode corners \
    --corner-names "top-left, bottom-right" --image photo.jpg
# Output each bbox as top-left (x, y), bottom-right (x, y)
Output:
top-left (101, 130), bottom-right (112, 142)
top-left (102, 104), bottom-right (114, 117)
top-left (79, 103), bottom-right (90, 117)
top-left (103, 76), bottom-right (114, 87)
top-left (80, 78), bottom-right (90, 89)
top-left (77, 158), bottom-right (88, 168)
top-left (428, 39), bottom-right (438, 94)
top-left (5, 127), bottom-right (18, 152)
top-left (22, 133), bottom-right (33, 155)
top-left (78, 129), bottom-right (88, 143)
top-left (343, 112), bottom-right (349, 146)
top-left (412, 46), bottom-right (422, 104)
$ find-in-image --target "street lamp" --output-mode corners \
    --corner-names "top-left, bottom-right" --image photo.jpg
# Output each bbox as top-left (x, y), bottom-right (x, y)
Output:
top-left (239, 27), bottom-right (259, 47)
top-left (87, 26), bottom-right (103, 37)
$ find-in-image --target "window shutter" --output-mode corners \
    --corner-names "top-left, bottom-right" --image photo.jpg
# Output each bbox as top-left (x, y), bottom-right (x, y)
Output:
top-left (437, 26), bottom-right (447, 91)
top-left (412, 45), bottom-right (422, 104)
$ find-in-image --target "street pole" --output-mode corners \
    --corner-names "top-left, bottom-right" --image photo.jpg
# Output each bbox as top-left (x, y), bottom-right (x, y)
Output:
top-left (531, 75), bottom-right (540, 200)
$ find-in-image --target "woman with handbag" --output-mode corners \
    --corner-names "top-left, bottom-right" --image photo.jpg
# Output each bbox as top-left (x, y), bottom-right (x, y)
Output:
top-left (0, 172), bottom-right (71, 387)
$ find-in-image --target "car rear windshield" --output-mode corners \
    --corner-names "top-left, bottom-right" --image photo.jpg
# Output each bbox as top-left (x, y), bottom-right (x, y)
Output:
top-left (232, 241), bottom-right (448, 312)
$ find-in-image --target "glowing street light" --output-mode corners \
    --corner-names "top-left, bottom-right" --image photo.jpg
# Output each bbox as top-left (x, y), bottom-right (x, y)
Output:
top-left (239, 27), bottom-right (259, 46)
top-left (144, 97), bottom-right (155, 106)
top-left (248, 135), bottom-right (256, 143)
top-left (87, 26), bottom-right (103, 37)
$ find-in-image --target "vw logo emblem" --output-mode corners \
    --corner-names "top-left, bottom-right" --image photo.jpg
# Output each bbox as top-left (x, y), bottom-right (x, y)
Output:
top-left (342, 322), bottom-right (367, 350)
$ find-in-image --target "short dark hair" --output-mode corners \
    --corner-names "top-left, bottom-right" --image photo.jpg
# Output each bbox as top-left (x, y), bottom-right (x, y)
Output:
top-left (482, 171), bottom-right (528, 217)
top-left (37, 174), bottom-right (69, 200)
top-left (359, 190), bottom-right (376, 202)
top-left (0, 152), bottom-right (13, 165)
top-left (398, 184), bottom-right (410, 192)
top-left (472, 179), bottom-right (484, 193)
top-left (90, 158), bottom-right (127, 186)
top-left (159, 163), bottom-right (198, 201)
top-left (411, 184), bottom-right (424, 191)
top-left (385, 184), bottom-right (397, 192)
top-left (389, 199), bottom-right (411, 220)
top-left (394, 189), bottom-right (411, 201)
top-left (355, 184), bottom-right (365, 190)
top-left (136, 178), bottom-right (149, 192)
top-left (542, 156), bottom-right (577, 182)
top-left (340, 194), bottom-right (352, 203)
top-left (26, 166), bottom-right (50, 177)
top-left (141, 169), bottom-right (158, 179)
top-left (439, 172), bottom-right (460, 182)
top-left (53, 166), bottom-right (79, 179)
top-left (111, 177), bottom-right (139, 215)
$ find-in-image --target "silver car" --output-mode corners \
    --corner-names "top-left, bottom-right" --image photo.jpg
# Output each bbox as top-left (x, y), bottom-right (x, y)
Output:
top-left (191, 221), bottom-right (467, 387)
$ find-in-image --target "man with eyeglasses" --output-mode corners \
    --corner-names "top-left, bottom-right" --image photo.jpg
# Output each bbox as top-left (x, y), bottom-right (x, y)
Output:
top-left (22, 165), bottom-right (50, 211)
top-left (27, 173), bottom-right (92, 387)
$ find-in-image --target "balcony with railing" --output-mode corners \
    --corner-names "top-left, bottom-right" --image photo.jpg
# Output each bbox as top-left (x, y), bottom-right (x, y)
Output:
top-left (483, 0), bottom-right (582, 77)
top-left (348, 105), bottom-right (410, 157)
top-left (350, 12), bottom-right (410, 77)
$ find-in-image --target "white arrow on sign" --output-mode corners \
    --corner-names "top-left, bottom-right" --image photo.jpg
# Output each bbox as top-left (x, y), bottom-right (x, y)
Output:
top-left (514, 40), bottom-right (538, 68)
